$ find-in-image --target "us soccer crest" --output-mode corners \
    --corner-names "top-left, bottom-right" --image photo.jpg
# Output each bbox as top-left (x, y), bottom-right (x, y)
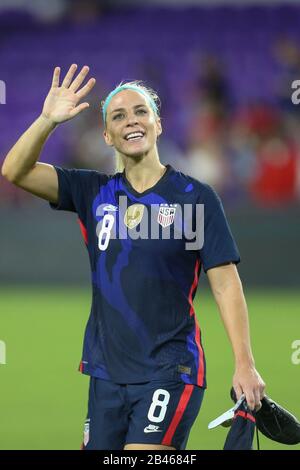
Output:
top-left (157, 204), bottom-right (177, 228)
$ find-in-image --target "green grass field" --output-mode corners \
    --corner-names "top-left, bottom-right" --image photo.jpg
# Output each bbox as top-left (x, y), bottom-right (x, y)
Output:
top-left (0, 287), bottom-right (299, 450)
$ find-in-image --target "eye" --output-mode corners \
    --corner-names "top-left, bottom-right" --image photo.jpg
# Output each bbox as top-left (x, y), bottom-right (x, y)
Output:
top-left (136, 108), bottom-right (147, 115)
top-left (113, 113), bottom-right (124, 120)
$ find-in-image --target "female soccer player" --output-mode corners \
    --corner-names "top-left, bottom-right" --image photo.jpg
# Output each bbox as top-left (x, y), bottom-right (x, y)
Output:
top-left (1, 64), bottom-right (265, 450)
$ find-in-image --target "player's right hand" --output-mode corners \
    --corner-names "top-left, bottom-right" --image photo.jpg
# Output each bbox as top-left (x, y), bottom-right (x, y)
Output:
top-left (41, 64), bottom-right (96, 124)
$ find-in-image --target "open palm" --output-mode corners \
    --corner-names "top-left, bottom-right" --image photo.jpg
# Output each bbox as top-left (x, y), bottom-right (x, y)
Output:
top-left (42, 64), bottom-right (96, 123)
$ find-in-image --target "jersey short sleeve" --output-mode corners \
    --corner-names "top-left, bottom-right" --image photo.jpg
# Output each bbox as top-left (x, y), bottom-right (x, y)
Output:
top-left (49, 166), bottom-right (107, 215)
top-left (199, 184), bottom-right (240, 272)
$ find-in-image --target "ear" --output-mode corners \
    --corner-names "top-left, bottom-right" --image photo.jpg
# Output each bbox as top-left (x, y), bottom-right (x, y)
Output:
top-left (156, 117), bottom-right (162, 137)
top-left (103, 129), bottom-right (114, 147)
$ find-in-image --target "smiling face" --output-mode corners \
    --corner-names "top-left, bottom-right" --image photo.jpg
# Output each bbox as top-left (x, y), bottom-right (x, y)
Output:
top-left (103, 89), bottom-right (162, 159)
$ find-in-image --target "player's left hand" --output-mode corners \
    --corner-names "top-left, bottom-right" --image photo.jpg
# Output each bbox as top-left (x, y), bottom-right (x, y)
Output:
top-left (232, 365), bottom-right (266, 411)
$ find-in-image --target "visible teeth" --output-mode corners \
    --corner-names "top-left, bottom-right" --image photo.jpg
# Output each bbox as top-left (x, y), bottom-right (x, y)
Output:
top-left (126, 132), bottom-right (143, 140)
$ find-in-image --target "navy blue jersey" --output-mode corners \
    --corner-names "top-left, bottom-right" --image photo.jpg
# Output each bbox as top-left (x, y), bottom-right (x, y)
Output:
top-left (50, 164), bottom-right (240, 387)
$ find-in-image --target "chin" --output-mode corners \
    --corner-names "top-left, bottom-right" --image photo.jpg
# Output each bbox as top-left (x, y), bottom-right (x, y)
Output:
top-left (121, 145), bottom-right (151, 160)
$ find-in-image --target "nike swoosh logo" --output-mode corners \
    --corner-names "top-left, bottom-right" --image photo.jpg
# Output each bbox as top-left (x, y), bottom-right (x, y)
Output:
top-left (144, 428), bottom-right (162, 433)
top-left (103, 205), bottom-right (118, 211)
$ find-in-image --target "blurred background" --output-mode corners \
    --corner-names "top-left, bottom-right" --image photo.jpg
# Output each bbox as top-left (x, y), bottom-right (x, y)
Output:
top-left (0, 0), bottom-right (299, 451)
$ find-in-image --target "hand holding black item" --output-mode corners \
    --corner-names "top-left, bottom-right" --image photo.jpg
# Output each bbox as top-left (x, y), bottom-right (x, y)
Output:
top-left (230, 387), bottom-right (300, 445)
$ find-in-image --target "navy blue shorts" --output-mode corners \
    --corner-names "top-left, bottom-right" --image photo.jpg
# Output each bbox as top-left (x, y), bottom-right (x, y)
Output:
top-left (82, 377), bottom-right (205, 450)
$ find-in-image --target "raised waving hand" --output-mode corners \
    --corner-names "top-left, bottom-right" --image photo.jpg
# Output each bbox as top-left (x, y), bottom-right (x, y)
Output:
top-left (1, 64), bottom-right (96, 202)
top-left (42, 64), bottom-right (96, 124)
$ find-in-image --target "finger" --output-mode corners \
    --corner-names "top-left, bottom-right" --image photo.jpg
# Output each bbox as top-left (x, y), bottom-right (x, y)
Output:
top-left (61, 64), bottom-right (78, 88)
top-left (69, 102), bottom-right (90, 118)
top-left (234, 384), bottom-right (243, 401)
top-left (260, 382), bottom-right (266, 399)
top-left (69, 65), bottom-right (90, 92)
top-left (255, 401), bottom-right (262, 412)
top-left (51, 67), bottom-right (60, 88)
top-left (245, 390), bottom-right (256, 411)
top-left (254, 389), bottom-right (261, 410)
top-left (76, 77), bottom-right (96, 100)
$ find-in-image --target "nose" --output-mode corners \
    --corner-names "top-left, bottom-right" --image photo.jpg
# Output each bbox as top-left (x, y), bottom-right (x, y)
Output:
top-left (126, 111), bottom-right (139, 126)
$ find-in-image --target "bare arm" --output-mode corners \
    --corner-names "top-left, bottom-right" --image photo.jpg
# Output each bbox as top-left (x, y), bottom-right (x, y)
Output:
top-left (1, 116), bottom-right (59, 203)
top-left (1, 64), bottom-right (96, 203)
top-left (207, 263), bottom-right (265, 410)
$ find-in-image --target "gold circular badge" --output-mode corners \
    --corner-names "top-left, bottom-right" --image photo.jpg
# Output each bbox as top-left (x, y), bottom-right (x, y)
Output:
top-left (124, 204), bottom-right (145, 229)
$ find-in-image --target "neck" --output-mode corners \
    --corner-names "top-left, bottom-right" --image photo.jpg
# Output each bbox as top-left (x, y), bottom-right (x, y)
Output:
top-left (122, 148), bottom-right (166, 193)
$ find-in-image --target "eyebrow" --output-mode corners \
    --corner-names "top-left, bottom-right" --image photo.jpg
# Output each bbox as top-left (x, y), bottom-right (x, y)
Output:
top-left (110, 104), bottom-right (147, 114)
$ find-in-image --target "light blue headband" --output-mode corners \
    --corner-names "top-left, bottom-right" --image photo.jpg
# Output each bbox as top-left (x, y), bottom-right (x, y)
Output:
top-left (102, 85), bottom-right (158, 124)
